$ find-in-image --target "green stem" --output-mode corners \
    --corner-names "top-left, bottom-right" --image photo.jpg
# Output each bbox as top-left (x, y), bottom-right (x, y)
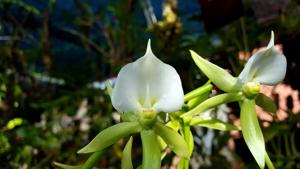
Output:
top-left (81, 151), bottom-right (104, 169)
top-left (265, 153), bottom-right (275, 169)
top-left (182, 93), bottom-right (243, 117)
top-left (184, 83), bottom-right (212, 102)
top-left (183, 126), bottom-right (193, 169)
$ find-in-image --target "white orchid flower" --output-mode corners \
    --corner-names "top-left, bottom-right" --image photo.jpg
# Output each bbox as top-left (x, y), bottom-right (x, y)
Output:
top-left (190, 31), bottom-right (286, 94)
top-left (188, 32), bottom-right (286, 169)
top-left (238, 31), bottom-right (287, 91)
top-left (111, 40), bottom-right (184, 114)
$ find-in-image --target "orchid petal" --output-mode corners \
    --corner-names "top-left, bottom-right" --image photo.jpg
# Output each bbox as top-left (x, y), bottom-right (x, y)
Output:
top-left (240, 99), bottom-right (265, 168)
top-left (238, 31), bottom-right (287, 85)
top-left (111, 40), bottom-right (184, 113)
top-left (190, 50), bottom-right (241, 92)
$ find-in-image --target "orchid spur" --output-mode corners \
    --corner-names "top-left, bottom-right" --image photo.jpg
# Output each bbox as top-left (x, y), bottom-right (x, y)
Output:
top-left (183, 31), bottom-right (286, 169)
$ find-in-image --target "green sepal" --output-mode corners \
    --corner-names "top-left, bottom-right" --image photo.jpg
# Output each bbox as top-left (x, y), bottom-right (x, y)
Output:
top-left (182, 93), bottom-right (243, 117)
top-left (255, 93), bottom-right (277, 114)
top-left (153, 122), bottom-right (190, 159)
top-left (121, 137), bottom-right (133, 169)
top-left (53, 162), bottom-right (82, 169)
top-left (78, 122), bottom-right (142, 154)
top-left (190, 50), bottom-right (241, 92)
top-left (141, 130), bottom-right (161, 169)
top-left (157, 121), bottom-right (180, 151)
top-left (240, 99), bottom-right (265, 168)
top-left (189, 117), bottom-right (240, 131)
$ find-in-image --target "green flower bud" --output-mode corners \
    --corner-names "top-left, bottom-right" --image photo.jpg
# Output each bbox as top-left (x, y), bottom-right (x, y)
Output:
top-left (242, 82), bottom-right (260, 99)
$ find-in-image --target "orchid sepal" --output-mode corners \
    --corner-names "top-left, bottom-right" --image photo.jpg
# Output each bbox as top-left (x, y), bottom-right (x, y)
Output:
top-left (77, 122), bottom-right (142, 154)
top-left (190, 50), bottom-right (242, 92)
top-left (240, 99), bottom-right (265, 169)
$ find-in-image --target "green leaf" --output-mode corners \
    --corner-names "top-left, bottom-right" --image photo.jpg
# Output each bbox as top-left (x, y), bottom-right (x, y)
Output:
top-left (255, 93), bottom-right (277, 113)
top-left (141, 130), bottom-right (161, 169)
top-left (78, 122), bottom-right (142, 154)
top-left (53, 162), bottom-right (81, 169)
top-left (182, 93), bottom-right (243, 117)
top-left (190, 117), bottom-right (240, 131)
top-left (240, 99), bottom-right (265, 168)
top-left (190, 50), bottom-right (240, 92)
top-left (121, 137), bottom-right (133, 169)
top-left (153, 123), bottom-right (189, 159)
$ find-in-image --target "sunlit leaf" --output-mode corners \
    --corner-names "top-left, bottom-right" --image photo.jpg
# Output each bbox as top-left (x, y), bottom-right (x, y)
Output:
top-left (240, 99), bottom-right (265, 168)
top-left (153, 123), bottom-right (189, 158)
top-left (121, 137), bottom-right (133, 169)
top-left (78, 122), bottom-right (142, 154)
top-left (255, 93), bottom-right (277, 113)
top-left (141, 130), bottom-right (161, 169)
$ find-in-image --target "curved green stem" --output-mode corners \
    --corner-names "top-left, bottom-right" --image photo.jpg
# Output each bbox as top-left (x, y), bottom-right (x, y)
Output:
top-left (265, 152), bottom-right (275, 169)
top-left (182, 126), bottom-right (193, 169)
top-left (182, 93), bottom-right (243, 117)
top-left (81, 151), bottom-right (104, 169)
top-left (184, 83), bottom-right (212, 102)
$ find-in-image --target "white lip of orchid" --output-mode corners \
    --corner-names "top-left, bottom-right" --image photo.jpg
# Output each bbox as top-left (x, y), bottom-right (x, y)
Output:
top-left (111, 39), bottom-right (184, 115)
top-left (238, 31), bottom-right (287, 86)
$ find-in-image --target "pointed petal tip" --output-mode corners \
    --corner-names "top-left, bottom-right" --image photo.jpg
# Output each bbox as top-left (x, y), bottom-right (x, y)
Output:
top-left (267, 31), bottom-right (275, 48)
top-left (190, 50), bottom-right (201, 60)
top-left (77, 149), bottom-right (84, 154)
top-left (77, 147), bottom-right (91, 154)
top-left (189, 50), bottom-right (197, 56)
top-left (146, 39), bottom-right (153, 55)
